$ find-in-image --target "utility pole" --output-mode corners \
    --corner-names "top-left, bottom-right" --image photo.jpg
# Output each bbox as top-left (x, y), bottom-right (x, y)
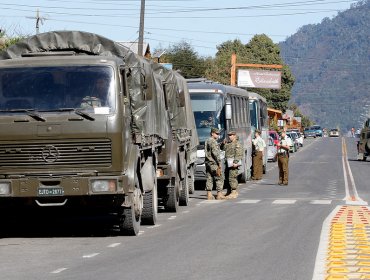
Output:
top-left (27, 9), bottom-right (47, 34)
top-left (138, 0), bottom-right (145, 57)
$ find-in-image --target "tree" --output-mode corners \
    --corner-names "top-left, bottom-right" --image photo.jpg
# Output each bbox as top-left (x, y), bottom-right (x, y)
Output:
top-left (156, 41), bottom-right (207, 78)
top-left (204, 35), bottom-right (295, 112)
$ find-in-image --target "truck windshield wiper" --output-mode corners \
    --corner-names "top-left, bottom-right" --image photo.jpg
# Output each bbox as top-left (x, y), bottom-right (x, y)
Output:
top-left (0, 109), bottom-right (46, 122)
top-left (55, 108), bottom-right (95, 121)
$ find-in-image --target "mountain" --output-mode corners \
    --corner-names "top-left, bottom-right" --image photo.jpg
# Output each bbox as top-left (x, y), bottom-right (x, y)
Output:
top-left (279, 0), bottom-right (370, 130)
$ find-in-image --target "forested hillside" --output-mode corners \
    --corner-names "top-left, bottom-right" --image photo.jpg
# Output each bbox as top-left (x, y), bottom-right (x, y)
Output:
top-left (279, 0), bottom-right (370, 130)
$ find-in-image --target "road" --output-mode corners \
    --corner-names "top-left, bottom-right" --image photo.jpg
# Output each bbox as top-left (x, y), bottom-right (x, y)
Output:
top-left (1, 136), bottom-right (369, 280)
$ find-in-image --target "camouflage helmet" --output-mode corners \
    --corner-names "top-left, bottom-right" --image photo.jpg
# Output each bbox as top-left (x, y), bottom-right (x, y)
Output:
top-left (211, 127), bottom-right (220, 134)
top-left (228, 131), bottom-right (236, 135)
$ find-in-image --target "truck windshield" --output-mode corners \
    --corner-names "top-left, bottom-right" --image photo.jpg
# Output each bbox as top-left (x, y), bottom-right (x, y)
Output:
top-left (190, 93), bottom-right (225, 144)
top-left (0, 65), bottom-right (115, 114)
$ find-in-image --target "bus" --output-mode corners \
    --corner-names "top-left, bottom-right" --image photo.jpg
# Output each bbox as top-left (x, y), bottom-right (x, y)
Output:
top-left (187, 79), bottom-right (253, 183)
top-left (248, 92), bottom-right (269, 174)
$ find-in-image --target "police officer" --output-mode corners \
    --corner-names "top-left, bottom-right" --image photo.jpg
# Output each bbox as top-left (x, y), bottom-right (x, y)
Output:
top-left (251, 129), bottom-right (266, 180)
top-left (277, 130), bottom-right (292, 185)
top-left (205, 127), bottom-right (225, 200)
top-left (223, 131), bottom-right (243, 199)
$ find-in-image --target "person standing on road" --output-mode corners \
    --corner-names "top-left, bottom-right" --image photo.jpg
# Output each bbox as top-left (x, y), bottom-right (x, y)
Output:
top-left (223, 131), bottom-right (243, 199)
top-left (251, 129), bottom-right (266, 180)
top-left (277, 130), bottom-right (292, 185)
top-left (205, 128), bottom-right (225, 200)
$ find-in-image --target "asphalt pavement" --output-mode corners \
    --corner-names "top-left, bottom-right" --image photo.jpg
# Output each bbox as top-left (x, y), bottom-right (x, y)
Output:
top-left (1, 136), bottom-right (368, 280)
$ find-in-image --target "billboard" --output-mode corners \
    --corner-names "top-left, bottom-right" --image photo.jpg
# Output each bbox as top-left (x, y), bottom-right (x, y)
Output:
top-left (237, 69), bottom-right (281, 89)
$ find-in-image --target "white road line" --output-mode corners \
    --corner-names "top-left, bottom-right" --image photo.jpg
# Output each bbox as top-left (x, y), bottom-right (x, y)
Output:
top-left (312, 206), bottom-right (340, 280)
top-left (138, 230), bottom-right (145, 235)
top-left (237, 199), bottom-right (261, 204)
top-left (200, 200), bottom-right (224, 204)
top-left (272, 200), bottom-right (297, 204)
top-left (168, 216), bottom-right (177, 220)
top-left (310, 200), bottom-right (332, 205)
top-left (82, 253), bottom-right (100, 258)
top-left (147, 224), bottom-right (161, 229)
top-left (51, 268), bottom-right (67, 274)
top-left (182, 210), bottom-right (190, 214)
top-left (107, 243), bottom-right (121, 248)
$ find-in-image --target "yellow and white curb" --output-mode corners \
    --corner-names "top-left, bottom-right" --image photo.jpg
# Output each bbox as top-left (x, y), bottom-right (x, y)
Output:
top-left (313, 205), bottom-right (370, 279)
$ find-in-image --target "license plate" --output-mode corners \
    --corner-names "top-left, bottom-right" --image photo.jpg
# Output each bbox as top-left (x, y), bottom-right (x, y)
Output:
top-left (38, 187), bottom-right (64, 196)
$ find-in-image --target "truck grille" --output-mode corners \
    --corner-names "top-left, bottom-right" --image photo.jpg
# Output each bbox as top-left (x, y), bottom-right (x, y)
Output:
top-left (0, 140), bottom-right (112, 168)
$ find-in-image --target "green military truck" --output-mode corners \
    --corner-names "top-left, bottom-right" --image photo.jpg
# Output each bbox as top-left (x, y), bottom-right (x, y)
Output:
top-left (0, 31), bottom-right (197, 235)
top-left (357, 118), bottom-right (370, 161)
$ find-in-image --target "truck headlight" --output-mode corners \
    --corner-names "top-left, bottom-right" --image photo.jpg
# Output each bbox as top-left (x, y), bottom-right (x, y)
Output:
top-left (0, 182), bottom-right (11, 195)
top-left (91, 180), bottom-right (117, 193)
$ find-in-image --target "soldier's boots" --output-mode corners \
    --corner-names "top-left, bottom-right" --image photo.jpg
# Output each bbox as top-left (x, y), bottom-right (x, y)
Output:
top-left (216, 191), bottom-right (226, 200)
top-left (226, 190), bottom-right (238, 199)
top-left (207, 191), bottom-right (215, 200)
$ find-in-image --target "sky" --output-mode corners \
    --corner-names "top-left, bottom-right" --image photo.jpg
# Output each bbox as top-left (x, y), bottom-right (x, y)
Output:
top-left (0, 0), bottom-right (358, 57)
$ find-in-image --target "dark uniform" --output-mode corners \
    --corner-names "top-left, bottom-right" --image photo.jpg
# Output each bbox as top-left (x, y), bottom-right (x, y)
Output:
top-left (223, 131), bottom-right (243, 199)
top-left (277, 132), bottom-right (292, 185)
top-left (205, 128), bottom-right (224, 199)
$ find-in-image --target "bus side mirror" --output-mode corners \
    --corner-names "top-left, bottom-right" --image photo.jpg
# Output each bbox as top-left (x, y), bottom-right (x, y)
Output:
top-left (225, 100), bottom-right (232, 120)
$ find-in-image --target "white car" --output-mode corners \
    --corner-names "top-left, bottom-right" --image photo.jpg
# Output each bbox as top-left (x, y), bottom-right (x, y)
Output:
top-left (267, 137), bottom-right (277, 162)
top-left (329, 129), bottom-right (340, 137)
top-left (296, 132), bottom-right (304, 147)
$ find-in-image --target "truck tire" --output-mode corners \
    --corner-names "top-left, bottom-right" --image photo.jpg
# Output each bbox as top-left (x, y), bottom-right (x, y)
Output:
top-left (179, 175), bottom-right (189, 206)
top-left (141, 183), bottom-right (158, 225)
top-left (119, 189), bottom-right (142, 236)
top-left (119, 205), bottom-right (141, 236)
top-left (165, 175), bottom-right (179, 212)
top-left (188, 166), bottom-right (195, 194)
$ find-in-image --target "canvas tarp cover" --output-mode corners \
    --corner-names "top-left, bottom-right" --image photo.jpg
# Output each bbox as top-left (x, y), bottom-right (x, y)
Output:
top-left (0, 30), bottom-right (169, 139)
top-left (152, 64), bottom-right (198, 153)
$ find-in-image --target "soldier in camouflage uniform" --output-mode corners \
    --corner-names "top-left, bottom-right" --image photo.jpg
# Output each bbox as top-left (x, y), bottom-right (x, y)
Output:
top-left (223, 131), bottom-right (243, 199)
top-left (205, 127), bottom-right (225, 200)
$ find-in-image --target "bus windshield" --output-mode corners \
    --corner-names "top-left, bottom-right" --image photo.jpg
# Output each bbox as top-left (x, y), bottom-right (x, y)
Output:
top-left (190, 93), bottom-right (225, 144)
top-left (0, 65), bottom-right (115, 114)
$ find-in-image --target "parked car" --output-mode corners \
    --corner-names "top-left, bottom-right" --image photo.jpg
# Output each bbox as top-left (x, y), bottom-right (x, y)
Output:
top-left (312, 125), bottom-right (323, 137)
top-left (296, 132), bottom-right (304, 147)
top-left (286, 132), bottom-right (299, 153)
top-left (269, 130), bottom-right (279, 146)
top-left (304, 127), bottom-right (317, 138)
top-left (267, 136), bottom-right (277, 162)
top-left (329, 128), bottom-right (340, 137)
top-left (287, 129), bottom-right (304, 147)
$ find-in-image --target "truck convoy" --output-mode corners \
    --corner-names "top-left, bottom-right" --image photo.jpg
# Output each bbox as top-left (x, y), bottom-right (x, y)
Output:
top-left (0, 31), bottom-right (198, 235)
top-left (357, 118), bottom-right (370, 161)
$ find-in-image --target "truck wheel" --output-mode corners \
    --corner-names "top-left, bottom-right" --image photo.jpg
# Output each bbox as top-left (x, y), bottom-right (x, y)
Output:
top-left (165, 175), bottom-right (179, 212)
top-left (179, 175), bottom-right (189, 206)
top-left (188, 166), bottom-right (195, 194)
top-left (363, 157), bottom-right (367, 161)
top-left (263, 164), bottom-right (266, 174)
top-left (141, 183), bottom-right (158, 225)
top-left (119, 189), bottom-right (142, 236)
